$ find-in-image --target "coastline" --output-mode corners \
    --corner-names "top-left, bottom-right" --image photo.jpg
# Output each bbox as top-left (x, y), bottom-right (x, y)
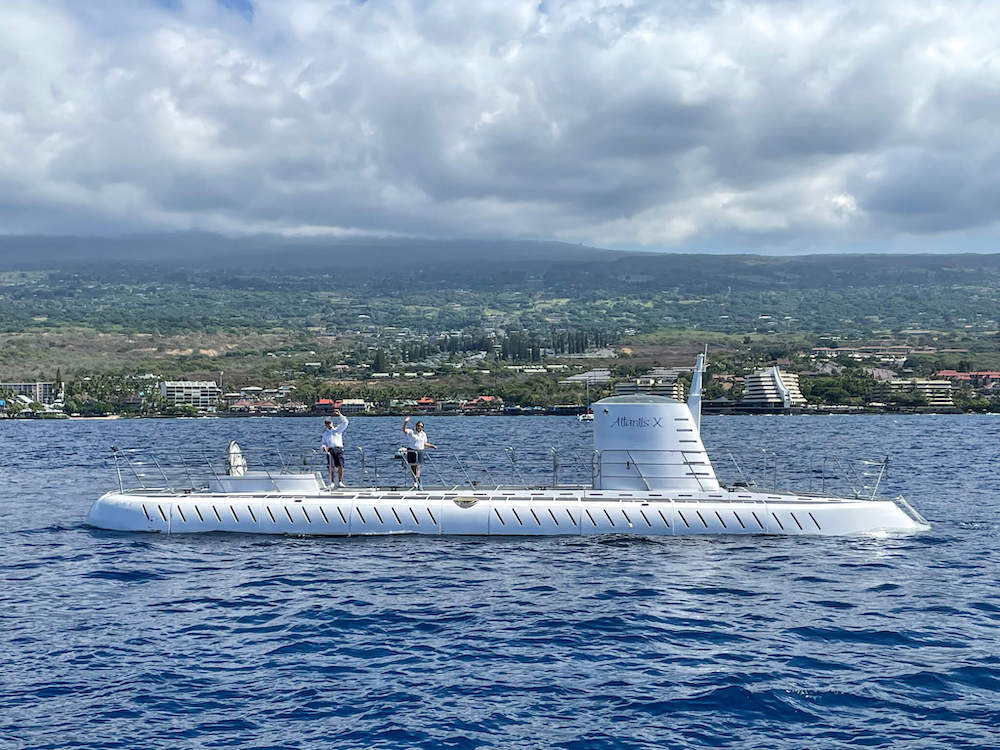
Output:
top-left (3, 409), bottom-right (991, 420)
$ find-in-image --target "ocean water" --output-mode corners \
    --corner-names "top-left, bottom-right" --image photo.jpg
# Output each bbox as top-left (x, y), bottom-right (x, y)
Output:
top-left (1, 415), bottom-right (999, 749)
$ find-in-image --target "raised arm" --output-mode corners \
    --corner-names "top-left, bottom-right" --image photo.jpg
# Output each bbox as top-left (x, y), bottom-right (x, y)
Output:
top-left (402, 415), bottom-right (411, 433)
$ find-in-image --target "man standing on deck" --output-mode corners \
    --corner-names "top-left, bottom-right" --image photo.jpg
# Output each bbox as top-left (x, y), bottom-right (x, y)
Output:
top-left (402, 415), bottom-right (437, 489)
top-left (321, 408), bottom-right (349, 488)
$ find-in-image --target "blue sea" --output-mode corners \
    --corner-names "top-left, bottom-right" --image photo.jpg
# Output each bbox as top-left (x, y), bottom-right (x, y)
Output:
top-left (2, 415), bottom-right (999, 749)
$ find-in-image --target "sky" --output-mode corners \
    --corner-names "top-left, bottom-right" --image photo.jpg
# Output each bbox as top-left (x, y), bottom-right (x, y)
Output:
top-left (1, 0), bottom-right (999, 253)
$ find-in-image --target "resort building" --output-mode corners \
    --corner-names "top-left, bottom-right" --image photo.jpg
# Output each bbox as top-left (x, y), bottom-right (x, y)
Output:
top-left (614, 378), bottom-right (685, 400)
top-left (462, 395), bottom-right (504, 413)
top-left (876, 379), bottom-right (955, 410)
top-left (741, 367), bottom-right (806, 408)
top-left (935, 371), bottom-right (1000, 389)
top-left (229, 400), bottom-right (280, 414)
top-left (158, 381), bottom-right (221, 412)
top-left (312, 398), bottom-right (339, 415)
top-left (0, 381), bottom-right (59, 404)
top-left (338, 398), bottom-right (372, 414)
top-left (646, 366), bottom-right (691, 380)
top-left (811, 344), bottom-right (914, 366)
top-left (559, 369), bottom-right (612, 385)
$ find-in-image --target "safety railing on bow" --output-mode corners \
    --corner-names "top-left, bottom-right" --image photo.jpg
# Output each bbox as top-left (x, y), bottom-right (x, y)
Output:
top-left (715, 449), bottom-right (895, 500)
top-left (109, 445), bottom-right (327, 493)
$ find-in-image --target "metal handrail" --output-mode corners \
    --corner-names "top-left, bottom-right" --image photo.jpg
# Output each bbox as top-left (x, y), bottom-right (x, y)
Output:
top-left (473, 450), bottom-right (499, 488)
top-left (111, 447), bottom-right (125, 492)
top-left (448, 450), bottom-right (476, 488)
top-left (624, 450), bottom-right (651, 491)
top-left (114, 448), bottom-right (148, 490)
top-left (727, 451), bottom-right (753, 488)
top-left (872, 457), bottom-right (889, 500)
top-left (106, 444), bottom-right (895, 501)
top-left (355, 446), bottom-right (369, 486)
top-left (681, 452), bottom-right (707, 492)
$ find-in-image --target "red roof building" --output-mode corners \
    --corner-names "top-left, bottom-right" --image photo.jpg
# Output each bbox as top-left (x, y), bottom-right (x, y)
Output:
top-left (461, 395), bottom-right (504, 412)
top-left (936, 370), bottom-right (1000, 383)
top-left (313, 398), bottom-right (343, 414)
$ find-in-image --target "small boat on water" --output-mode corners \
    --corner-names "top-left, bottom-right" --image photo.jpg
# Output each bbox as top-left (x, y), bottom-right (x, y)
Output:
top-left (86, 356), bottom-right (929, 537)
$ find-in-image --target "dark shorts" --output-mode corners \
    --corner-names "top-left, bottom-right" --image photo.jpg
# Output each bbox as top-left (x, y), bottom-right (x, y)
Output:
top-left (327, 447), bottom-right (345, 468)
top-left (406, 449), bottom-right (423, 466)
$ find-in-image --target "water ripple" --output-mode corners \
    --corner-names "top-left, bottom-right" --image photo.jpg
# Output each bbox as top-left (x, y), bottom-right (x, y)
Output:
top-left (2, 415), bottom-right (999, 748)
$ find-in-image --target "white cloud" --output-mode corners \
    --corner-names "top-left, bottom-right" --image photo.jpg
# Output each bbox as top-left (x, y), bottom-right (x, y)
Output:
top-left (1, 0), bottom-right (999, 251)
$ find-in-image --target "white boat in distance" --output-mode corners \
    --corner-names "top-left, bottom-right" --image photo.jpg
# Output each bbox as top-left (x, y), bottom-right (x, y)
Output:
top-left (87, 356), bottom-right (929, 537)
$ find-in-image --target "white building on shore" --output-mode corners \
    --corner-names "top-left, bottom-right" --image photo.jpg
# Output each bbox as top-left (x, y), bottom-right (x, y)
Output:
top-left (614, 378), bottom-right (684, 400)
top-left (741, 367), bottom-right (806, 408)
top-left (159, 381), bottom-right (221, 412)
top-left (559, 369), bottom-right (612, 385)
top-left (338, 398), bottom-right (372, 414)
top-left (877, 379), bottom-right (955, 410)
top-left (0, 381), bottom-right (59, 404)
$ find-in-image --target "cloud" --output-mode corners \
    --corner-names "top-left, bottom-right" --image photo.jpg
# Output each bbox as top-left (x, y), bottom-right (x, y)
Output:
top-left (1, 0), bottom-right (999, 252)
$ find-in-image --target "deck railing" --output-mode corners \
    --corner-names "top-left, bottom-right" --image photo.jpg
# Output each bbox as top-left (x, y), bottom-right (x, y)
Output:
top-left (109, 445), bottom-right (320, 493)
top-left (108, 444), bottom-right (893, 500)
top-left (108, 444), bottom-right (603, 493)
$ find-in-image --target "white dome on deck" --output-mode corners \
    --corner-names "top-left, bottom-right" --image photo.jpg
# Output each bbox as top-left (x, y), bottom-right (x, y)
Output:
top-left (593, 394), bottom-right (719, 492)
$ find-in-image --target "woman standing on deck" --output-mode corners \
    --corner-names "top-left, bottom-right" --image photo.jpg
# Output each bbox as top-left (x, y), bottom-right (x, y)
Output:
top-left (402, 416), bottom-right (437, 489)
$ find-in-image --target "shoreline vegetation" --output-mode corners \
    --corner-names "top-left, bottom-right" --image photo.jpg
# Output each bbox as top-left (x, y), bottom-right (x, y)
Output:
top-left (18, 404), bottom-right (983, 419)
top-left (3, 236), bottom-right (1000, 418)
top-left (2, 405), bottom-right (986, 420)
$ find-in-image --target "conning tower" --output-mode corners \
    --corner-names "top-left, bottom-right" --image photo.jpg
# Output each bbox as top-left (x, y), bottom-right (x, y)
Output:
top-left (593, 394), bottom-right (719, 491)
top-left (593, 353), bottom-right (718, 492)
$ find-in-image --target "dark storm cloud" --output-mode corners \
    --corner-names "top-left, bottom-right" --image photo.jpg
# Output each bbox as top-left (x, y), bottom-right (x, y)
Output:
top-left (1, 0), bottom-right (999, 251)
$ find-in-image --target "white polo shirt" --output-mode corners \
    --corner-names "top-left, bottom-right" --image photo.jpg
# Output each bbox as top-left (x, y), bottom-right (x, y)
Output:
top-left (321, 416), bottom-right (349, 449)
top-left (404, 428), bottom-right (428, 451)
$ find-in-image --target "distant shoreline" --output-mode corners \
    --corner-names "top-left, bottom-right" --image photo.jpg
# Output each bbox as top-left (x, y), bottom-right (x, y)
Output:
top-left (4, 410), bottom-right (992, 421)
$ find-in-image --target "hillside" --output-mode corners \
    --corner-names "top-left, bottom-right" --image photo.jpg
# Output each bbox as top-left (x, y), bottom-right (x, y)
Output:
top-left (1, 235), bottom-right (998, 337)
top-left (3, 234), bottom-right (1000, 294)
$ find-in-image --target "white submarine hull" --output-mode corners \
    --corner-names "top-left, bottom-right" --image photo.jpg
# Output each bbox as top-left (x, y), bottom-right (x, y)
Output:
top-left (87, 487), bottom-right (928, 536)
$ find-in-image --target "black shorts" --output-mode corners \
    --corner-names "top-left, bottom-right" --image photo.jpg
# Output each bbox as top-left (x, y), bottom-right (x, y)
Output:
top-left (327, 447), bottom-right (345, 468)
top-left (406, 449), bottom-right (423, 466)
